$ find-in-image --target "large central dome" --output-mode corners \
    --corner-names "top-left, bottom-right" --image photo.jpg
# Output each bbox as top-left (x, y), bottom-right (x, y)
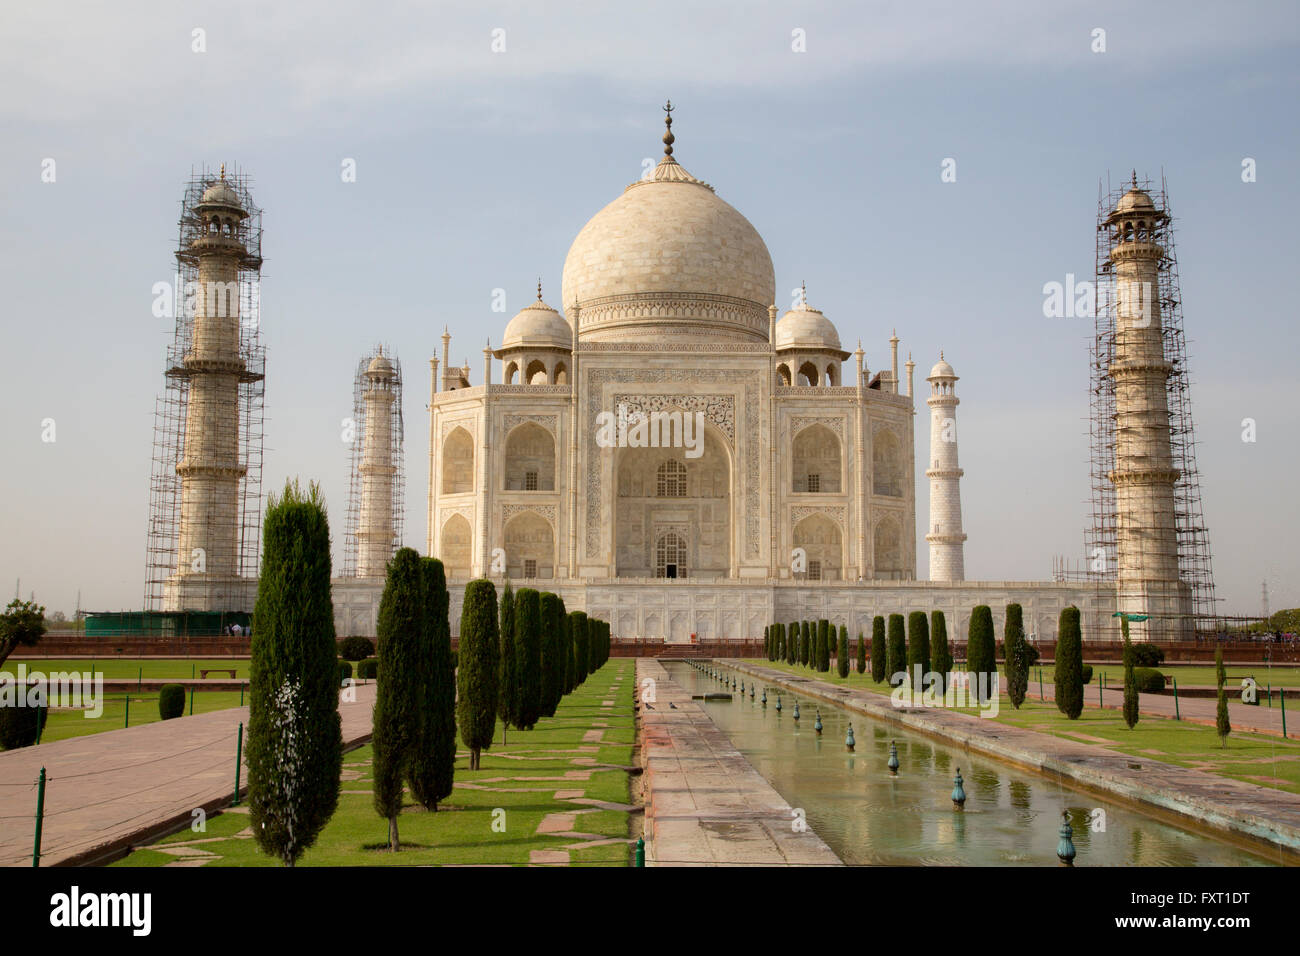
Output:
top-left (561, 148), bottom-right (776, 344)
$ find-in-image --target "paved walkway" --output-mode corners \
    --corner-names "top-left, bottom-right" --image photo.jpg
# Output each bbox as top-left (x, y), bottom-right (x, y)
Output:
top-left (0, 683), bottom-right (375, 867)
top-left (637, 659), bottom-right (841, 866)
top-left (730, 661), bottom-right (1300, 857)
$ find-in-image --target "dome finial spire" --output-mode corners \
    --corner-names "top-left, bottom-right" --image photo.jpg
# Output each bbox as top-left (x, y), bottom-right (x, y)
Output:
top-left (1131, 169), bottom-right (1138, 188)
top-left (219, 162), bottom-right (225, 181)
top-left (537, 277), bottom-right (543, 302)
top-left (662, 99), bottom-right (675, 156)
top-left (801, 280), bottom-right (807, 306)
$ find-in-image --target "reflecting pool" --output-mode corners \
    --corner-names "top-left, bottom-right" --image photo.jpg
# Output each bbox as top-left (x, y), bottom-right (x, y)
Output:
top-left (669, 662), bottom-right (1281, 866)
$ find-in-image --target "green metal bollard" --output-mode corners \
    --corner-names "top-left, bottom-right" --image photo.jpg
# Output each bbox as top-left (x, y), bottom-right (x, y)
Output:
top-left (33, 767), bottom-right (46, 867)
top-left (1099, 678), bottom-right (1103, 709)
top-left (1172, 677), bottom-right (1180, 720)
top-left (233, 722), bottom-right (243, 806)
top-left (189, 687), bottom-right (194, 716)
top-left (192, 663), bottom-right (196, 680)
top-left (635, 836), bottom-right (645, 867)
top-left (240, 683), bottom-right (244, 707)
top-left (137, 666), bottom-right (142, 693)
top-left (124, 693), bottom-right (130, 728)
top-left (1039, 668), bottom-right (1043, 702)
top-left (1282, 691), bottom-right (1288, 739)
top-left (1267, 682), bottom-right (1272, 709)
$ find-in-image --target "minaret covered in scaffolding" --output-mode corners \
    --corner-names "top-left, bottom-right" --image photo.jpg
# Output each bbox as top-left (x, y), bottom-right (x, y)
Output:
top-left (343, 347), bottom-right (405, 578)
top-left (1088, 173), bottom-right (1214, 641)
top-left (146, 166), bottom-right (265, 613)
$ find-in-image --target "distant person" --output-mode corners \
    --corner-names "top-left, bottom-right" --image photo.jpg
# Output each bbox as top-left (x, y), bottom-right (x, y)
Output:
top-left (231, 623), bottom-right (242, 637)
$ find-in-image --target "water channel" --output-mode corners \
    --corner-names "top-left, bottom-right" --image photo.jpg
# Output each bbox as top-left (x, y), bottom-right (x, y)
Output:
top-left (667, 661), bottom-right (1281, 866)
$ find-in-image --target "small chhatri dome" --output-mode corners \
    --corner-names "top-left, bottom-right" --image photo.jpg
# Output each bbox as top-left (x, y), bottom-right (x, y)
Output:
top-left (775, 289), bottom-right (842, 352)
top-left (366, 350), bottom-right (395, 376)
top-left (200, 164), bottom-right (244, 211)
top-left (1116, 173), bottom-right (1155, 213)
top-left (928, 350), bottom-right (956, 380)
top-left (501, 290), bottom-right (572, 351)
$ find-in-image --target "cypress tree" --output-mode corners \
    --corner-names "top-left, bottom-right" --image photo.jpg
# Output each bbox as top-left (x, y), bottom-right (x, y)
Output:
top-left (837, 625), bottom-right (850, 678)
top-left (855, 631), bottom-right (866, 675)
top-left (497, 580), bottom-right (518, 741)
top-left (409, 557), bottom-right (456, 812)
top-left (907, 611), bottom-right (931, 689)
top-left (818, 620), bottom-right (831, 672)
top-left (562, 611), bottom-right (575, 694)
top-left (1004, 603), bottom-right (1029, 710)
top-left (764, 625), bottom-right (771, 661)
top-left (1121, 618), bottom-right (1139, 730)
top-left (788, 622), bottom-right (799, 665)
top-left (538, 592), bottom-right (563, 717)
top-left (800, 621), bottom-right (811, 666)
top-left (886, 614), bottom-right (906, 685)
top-left (931, 611), bottom-right (952, 695)
top-left (967, 605), bottom-right (996, 705)
top-left (247, 479), bottom-right (342, 866)
top-left (1053, 605), bottom-right (1084, 719)
top-left (457, 579), bottom-right (501, 770)
top-left (571, 611), bottom-right (589, 685)
top-left (515, 587), bottom-right (543, 729)
top-left (870, 616), bottom-right (886, 683)
top-left (1215, 643), bottom-right (1231, 747)
top-left (372, 547), bottom-right (426, 851)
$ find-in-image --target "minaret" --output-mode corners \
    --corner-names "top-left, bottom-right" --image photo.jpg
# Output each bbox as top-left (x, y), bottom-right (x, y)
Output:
top-left (926, 352), bottom-right (966, 581)
top-left (889, 330), bottom-right (900, 393)
top-left (1105, 176), bottom-right (1188, 640)
top-left (356, 349), bottom-right (399, 577)
top-left (166, 166), bottom-right (250, 610)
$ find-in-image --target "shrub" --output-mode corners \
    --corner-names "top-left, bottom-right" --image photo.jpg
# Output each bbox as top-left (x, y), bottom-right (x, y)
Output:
top-left (357, 659), bottom-right (378, 680)
top-left (855, 632), bottom-right (866, 675)
top-left (0, 700), bottom-right (47, 749)
top-left (459, 579), bottom-right (501, 770)
top-left (1133, 668), bottom-right (1166, 693)
top-left (1132, 644), bottom-right (1165, 668)
top-left (837, 625), bottom-right (850, 678)
top-left (247, 479), bottom-right (343, 866)
top-left (1054, 606), bottom-right (1084, 719)
top-left (337, 661), bottom-right (353, 685)
top-left (159, 683), bottom-right (186, 720)
top-left (337, 636), bottom-right (375, 662)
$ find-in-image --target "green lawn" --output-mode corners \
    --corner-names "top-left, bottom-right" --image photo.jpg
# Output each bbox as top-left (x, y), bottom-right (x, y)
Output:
top-left (111, 658), bottom-right (637, 867)
top-left (739, 659), bottom-right (1300, 795)
top-left (4, 658), bottom-right (252, 681)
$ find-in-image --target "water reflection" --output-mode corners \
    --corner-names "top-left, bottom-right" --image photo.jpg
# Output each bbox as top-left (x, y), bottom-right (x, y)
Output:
top-left (670, 662), bottom-right (1275, 867)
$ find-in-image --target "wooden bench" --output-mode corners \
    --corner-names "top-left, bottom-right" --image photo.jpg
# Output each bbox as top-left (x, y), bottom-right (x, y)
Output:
top-left (199, 668), bottom-right (238, 680)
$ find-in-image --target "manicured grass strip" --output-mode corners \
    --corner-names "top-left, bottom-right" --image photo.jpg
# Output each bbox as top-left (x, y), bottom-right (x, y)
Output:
top-left (16, 691), bottom-right (246, 745)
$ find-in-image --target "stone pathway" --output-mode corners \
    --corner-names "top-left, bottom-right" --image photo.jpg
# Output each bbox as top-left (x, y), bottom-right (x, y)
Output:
top-left (637, 659), bottom-right (841, 866)
top-left (0, 683), bottom-right (376, 867)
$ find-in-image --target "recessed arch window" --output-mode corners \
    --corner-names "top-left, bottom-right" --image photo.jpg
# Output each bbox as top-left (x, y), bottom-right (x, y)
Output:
top-left (656, 459), bottom-right (687, 498)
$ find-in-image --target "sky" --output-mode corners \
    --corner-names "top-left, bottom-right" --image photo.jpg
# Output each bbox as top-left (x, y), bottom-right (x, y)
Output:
top-left (1, 1), bottom-right (1297, 618)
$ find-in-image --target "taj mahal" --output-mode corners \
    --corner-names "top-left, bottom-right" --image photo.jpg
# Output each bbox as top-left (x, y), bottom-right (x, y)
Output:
top-left (330, 106), bottom-right (1121, 642)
